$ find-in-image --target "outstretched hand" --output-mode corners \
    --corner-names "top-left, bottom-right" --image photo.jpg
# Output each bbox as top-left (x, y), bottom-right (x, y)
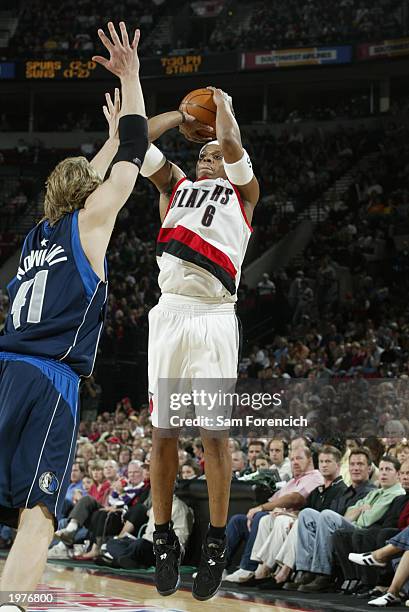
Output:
top-left (103, 88), bottom-right (121, 140)
top-left (92, 21), bottom-right (140, 79)
top-left (179, 110), bottom-right (214, 144)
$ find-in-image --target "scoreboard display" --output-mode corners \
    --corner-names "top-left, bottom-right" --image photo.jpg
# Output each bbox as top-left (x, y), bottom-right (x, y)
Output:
top-left (25, 60), bottom-right (99, 79)
top-left (160, 55), bottom-right (203, 76)
top-left (0, 52), bottom-right (238, 80)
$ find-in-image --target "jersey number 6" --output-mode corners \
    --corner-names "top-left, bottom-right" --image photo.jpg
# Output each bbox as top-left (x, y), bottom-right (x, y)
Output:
top-left (201, 204), bottom-right (216, 227)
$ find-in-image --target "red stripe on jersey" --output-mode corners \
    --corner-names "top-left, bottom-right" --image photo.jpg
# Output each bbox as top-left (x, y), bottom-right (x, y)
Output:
top-left (163, 177), bottom-right (188, 220)
top-left (230, 183), bottom-right (253, 232)
top-left (157, 226), bottom-right (237, 279)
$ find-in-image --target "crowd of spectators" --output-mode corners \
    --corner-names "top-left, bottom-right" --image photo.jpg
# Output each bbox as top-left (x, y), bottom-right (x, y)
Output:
top-left (0, 164), bottom-right (39, 264)
top-left (223, 438), bottom-right (409, 606)
top-left (3, 422), bottom-right (409, 607)
top-left (268, 94), bottom-right (372, 124)
top-left (36, 110), bottom-right (106, 133)
top-left (0, 176), bottom-right (34, 229)
top-left (4, 0), bottom-right (408, 60)
top-left (6, 0), bottom-right (165, 59)
top-left (209, 0), bottom-right (407, 53)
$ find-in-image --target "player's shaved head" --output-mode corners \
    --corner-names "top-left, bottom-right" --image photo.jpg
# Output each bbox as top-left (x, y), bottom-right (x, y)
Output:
top-left (44, 156), bottom-right (102, 226)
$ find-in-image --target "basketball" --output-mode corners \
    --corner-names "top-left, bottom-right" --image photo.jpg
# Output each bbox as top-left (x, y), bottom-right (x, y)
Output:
top-left (179, 88), bottom-right (217, 134)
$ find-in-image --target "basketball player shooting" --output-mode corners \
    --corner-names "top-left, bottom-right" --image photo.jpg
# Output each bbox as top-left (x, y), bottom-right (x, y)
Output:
top-left (0, 22), bottom-right (148, 604)
top-left (140, 87), bottom-right (259, 600)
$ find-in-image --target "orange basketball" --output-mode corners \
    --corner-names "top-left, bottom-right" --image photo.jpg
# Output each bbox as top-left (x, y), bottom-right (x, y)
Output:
top-left (179, 88), bottom-right (217, 131)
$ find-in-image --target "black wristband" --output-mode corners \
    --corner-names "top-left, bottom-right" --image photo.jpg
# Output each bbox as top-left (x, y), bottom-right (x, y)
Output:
top-left (113, 114), bottom-right (149, 169)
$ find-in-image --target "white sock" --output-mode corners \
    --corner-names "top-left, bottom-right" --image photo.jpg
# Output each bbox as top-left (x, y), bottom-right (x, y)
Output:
top-left (66, 519), bottom-right (79, 532)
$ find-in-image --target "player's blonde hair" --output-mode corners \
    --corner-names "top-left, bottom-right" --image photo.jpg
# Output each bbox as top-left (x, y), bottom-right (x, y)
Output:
top-left (43, 156), bottom-right (102, 225)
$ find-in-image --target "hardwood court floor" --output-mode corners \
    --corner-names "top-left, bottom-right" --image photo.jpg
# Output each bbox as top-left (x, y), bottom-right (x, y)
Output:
top-left (0, 559), bottom-right (315, 612)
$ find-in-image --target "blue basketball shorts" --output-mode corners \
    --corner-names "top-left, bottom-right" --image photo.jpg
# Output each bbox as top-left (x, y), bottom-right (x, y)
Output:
top-left (0, 351), bottom-right (80, 527)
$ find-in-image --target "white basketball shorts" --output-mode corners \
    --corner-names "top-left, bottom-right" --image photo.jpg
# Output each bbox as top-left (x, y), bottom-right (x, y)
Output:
top-left (148, 294), bottom-right (240, 429)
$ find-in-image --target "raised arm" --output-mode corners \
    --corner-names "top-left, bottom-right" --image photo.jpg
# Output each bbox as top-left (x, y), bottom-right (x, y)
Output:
top-left (139, 110), bottom-right (214, 221)
top-left (78, 22), bottom-right (148, 279)
top-left (148, 110), bottom-right (213, 143)
top-left (209, 86), bottom-right (259, 209)
top-left (89, 88), bottom-right (120, 178)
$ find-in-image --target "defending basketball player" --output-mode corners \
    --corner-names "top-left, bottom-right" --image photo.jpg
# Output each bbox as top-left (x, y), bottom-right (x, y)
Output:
top-left (140, 88), bottom-right (259, 600)
top-left (0, 22), bottom-right (148, 602)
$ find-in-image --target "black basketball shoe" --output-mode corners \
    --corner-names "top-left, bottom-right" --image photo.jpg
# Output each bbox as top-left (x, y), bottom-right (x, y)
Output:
top-left (192, 536), bottom-right (227, 601)
top-left (153, 529), bottom-right (181, 596)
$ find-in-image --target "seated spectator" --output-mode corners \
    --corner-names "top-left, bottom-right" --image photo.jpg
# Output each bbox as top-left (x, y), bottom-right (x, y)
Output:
top-left (249, 445), bottom-right (346, 587)
top-left (340, 438), bottom-right (361, 485)
top-left (241, 440), bottom-right (265, 475)
top-left (267, 438), bottom-right (291, 481)
top-left (231, 450), bottom-right (248, 477)
top-left (255, 454), bottom-right (271, 471)
top-left (279, 446), bottom-right (376, 591)
top-left (82, 475), bottom-right (93, 494)
top-left (110, 461), bottom-right (147, 506)
top-left (76, 442), bottom-right (96, 471)
top-left (109, 463), bottom-right (151, 540)
top-left (296, 455), bottom-right (404, 593)
top-left (95, 441), bottom-right (108, 460)
top-left (65, 462), bottom-right (86, 504)
top-left (228, 438), bottom-right (242, 453)
top-left (52, 460), bottom-right (147, 559)
top-left (396, 442), bottom-right (409, 466)
top-left (224, 446), bottom-right (323, 583)
top-left (88, 460), bottom-right (114, 505)
top-left (104, 494), bottom-right (193, 570)
top-left (132, 446), bottom-right (146, 463)
top-left (180, 460), bottom-right (201, 480)
top-left (349, 523), bottom-right (409, 606)
top-left (118, 446), bottom-right (132, 477)
top-left (190, 437), bottom-right (204, 472)
top-left (364, 436), bottom-right (386, 484)
top-left (57, 460), bottom-right (87, 522)
top-left (335, 459), bottom-right (409, 598)
top-left (53, 459), bottom-right (119, 544)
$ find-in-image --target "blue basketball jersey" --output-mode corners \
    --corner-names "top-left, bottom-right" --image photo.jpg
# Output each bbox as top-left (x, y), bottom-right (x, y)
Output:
top-left (0, 210), bottom-right (108, 376)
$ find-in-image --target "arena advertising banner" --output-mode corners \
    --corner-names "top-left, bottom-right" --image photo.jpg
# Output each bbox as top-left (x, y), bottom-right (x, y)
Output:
top-left (0, 62), bottom-right (16, 79)
top-left (21, 53), bottom-right (238, 80)
top-left (242, 45), bottom-right (352, 70)
top-left (357, 37), bottom-right (409, 60)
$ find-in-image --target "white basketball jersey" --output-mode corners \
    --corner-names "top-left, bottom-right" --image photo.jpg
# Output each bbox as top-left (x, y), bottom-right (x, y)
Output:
top-left (156, 176), bottom-right (252, 302)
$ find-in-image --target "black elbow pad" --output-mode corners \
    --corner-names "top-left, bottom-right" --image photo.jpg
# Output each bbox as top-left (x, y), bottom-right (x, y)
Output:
top-left (113, 114), bottom-right (149, 169)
